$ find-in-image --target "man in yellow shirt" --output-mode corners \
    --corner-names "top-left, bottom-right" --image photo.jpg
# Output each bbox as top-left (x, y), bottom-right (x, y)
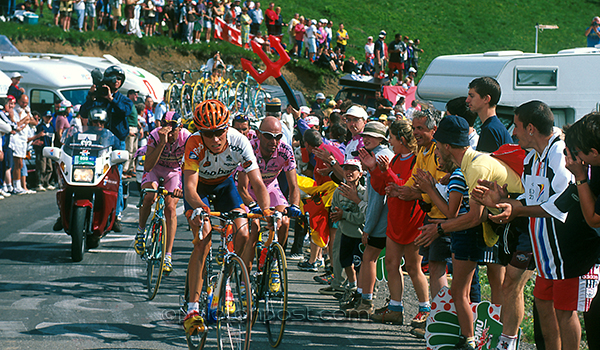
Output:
top-left (336, 23), bottom-right (349, 54)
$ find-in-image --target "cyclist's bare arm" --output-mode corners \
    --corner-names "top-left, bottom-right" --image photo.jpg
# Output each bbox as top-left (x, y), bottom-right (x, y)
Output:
top-left (144, 126), bottom-right (172, 173)
top-left (236, 171), bottom-right (254, 206)
top-left (246, 168), bottom-right (270, 211)
top-left (284, 168), bottom-right (301, 207)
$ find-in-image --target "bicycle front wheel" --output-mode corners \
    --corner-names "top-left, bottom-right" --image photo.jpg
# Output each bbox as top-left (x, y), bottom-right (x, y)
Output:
top-left (263, 243), bottom-right (288, 347)
top-left (146, 218), bottom-right (167, 300)
top-left (217, 254), bottom-right (252, 350)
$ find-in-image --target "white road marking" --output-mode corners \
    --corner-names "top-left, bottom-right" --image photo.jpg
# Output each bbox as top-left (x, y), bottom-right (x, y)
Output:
top-left (11, 297), bottom-right (46, 310)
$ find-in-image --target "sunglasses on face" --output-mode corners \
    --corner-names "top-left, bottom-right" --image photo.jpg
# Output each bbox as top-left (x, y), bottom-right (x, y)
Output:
top-left (201, 128), bottom-right (227, 138)
top-left (234, 115), bottom-right (249, 122)
top-left (260, 130), bottom-right (283, 141)
top-left (166, 121), bottom-right (181, 129)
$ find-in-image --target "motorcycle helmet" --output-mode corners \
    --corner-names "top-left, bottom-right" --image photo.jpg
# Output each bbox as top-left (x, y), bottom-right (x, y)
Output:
top-left (88, 107), bottom-right (108, 123)
top-left (193, 99), bottom-right (230, 131)
top-left (103, 65), bottom-right (126, 84)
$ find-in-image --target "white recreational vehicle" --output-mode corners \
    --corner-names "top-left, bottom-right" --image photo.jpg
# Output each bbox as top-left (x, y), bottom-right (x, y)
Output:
top-left (0, 55), bottom-right (93, 115)
top-left (0, 69), bottom-right (11, 97)
top-left (416, 48), bottom-right (600, 127)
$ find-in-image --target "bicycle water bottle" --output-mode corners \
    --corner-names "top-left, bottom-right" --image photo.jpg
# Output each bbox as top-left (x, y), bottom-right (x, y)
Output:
top-left (258, 247), bottom-right (268, 272)
top-left (206, 283), bottom-right (217, 324)
top-left (269, 260), bottom-right (280, 293)
top-left (225, 283), bottom-right (236, 314)
top-left (216, 244), bottom-right (225, 265)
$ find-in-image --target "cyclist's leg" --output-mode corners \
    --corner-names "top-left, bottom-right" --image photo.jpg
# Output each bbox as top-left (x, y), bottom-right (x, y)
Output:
top-left (274, 205), bottom-right (289, 246)
top-left (240, 217), bottom-right (260, 271)
top-left (211, 176), bottom-right (249, 257)
top-left (163, 172), bottom-right (183, 257)
top-left (138, 174), bottom-right (159, 229)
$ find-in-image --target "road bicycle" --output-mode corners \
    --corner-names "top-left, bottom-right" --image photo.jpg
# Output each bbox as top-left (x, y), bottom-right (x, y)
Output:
top-left (251, 211), bottom-right (288, 348)
top-left (162, 70), bottom-right (199, 116)
top-left (137, 177), bottom-right (179, 300)
top-left (182, 210), bottom-right (264, 350)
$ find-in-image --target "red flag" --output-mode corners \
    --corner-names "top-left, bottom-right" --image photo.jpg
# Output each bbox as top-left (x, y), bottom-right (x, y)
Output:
top-left (214, 17), bottom-right (242, 47)
top-left (383, 85), bottom-right (417, 111)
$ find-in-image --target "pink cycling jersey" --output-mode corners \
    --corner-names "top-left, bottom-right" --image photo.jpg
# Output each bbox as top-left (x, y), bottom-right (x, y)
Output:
top-left (147, 127), bottom-right (192, 171)
top-left (248, 137), bottom-right (296, 186)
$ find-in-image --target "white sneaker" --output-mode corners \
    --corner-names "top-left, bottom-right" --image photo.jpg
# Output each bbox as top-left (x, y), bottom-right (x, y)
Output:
top-left (12, 187), bottom-right (26, 195)
top-left (46, 185), bottom-right (56, 190)
top-left (0, 194), bottom-right (4, 200)
top-left (36, 185), bottom-right (47, 192)
top-left (25, 189), bottom-right (36, 194)
top-left (0, 189), bottom-right (10, 197)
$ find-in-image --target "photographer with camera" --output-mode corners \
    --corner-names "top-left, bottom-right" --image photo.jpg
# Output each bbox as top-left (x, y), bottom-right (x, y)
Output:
top-left (80, 65), bottom-right (134, 232)
top-left (585, 16), bottom-right (600, 47)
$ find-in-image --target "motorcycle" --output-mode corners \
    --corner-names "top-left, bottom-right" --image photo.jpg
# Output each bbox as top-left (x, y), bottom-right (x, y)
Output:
top-left (44, 125), bottom-right (129, 262)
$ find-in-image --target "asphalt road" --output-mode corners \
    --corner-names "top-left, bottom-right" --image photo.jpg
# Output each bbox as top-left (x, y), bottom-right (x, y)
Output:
top-left (0, 186), bottom-right (428, 349)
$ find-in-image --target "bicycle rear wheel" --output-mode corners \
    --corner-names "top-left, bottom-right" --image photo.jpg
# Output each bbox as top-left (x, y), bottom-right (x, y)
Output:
top-left (167, 84), bottom-right (182, 113)
top-left (263, 243), bottom-right (287, 347)
top-left (217, 254), bottom-right (252, 350)
top-left (146, 218), bottom-right (167, 300)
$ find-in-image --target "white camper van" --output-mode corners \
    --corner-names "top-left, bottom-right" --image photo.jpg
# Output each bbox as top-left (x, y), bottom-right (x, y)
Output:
top-left (0, 69), bottom-right (11, 97)
top-left (0, 56), bottom-right (92, 115)
top-left (416, 48), bottom-right (600, 128)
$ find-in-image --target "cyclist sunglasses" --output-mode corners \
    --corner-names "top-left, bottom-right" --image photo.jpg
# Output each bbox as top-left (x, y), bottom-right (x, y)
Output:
top-left (259, 130), bottom-right (283, 141)
top-left (166, 121), bottom-right (181, 129)
top-left (233, 114), bottom-right (249, 122)
top-left (201, 128), bottom-right (227, 138)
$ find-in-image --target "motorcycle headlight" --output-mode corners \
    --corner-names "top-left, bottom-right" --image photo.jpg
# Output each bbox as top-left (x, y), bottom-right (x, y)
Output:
top-left (73, 168), bottom-right (94, 182)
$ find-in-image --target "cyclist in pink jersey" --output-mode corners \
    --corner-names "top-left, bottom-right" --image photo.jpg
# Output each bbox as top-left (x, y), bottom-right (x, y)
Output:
top-left (135, 112), bottom-right (191, 273)
top-left (237, 116), bottom-right (301, 270)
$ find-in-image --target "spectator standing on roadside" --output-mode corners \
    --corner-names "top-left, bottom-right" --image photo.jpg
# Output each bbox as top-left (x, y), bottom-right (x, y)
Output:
top-left (325, 20), bottom-right (333, 49)
top-left (0, 96), bottom-right (17, 196)
top-left (73, 0), bottom-right (85, 31)
top-left (263, 1), bottom-right (275, 36)
top-left (446, 97), bottom-right (479, 149)
top-left (83, 0), bottom-right (95, 30)
top-left (336, 22), bottom-right (348, 54)
top-left (124, 90), bottom-right (139, 175)
top-left (142, 0), bottom-right (156, 37)
top-left (10, 94), bottom-right (33, 195)
top-left (585, 16), bottom-right (600, 47)
top-left (293, 16), bottom-right (305, 57)
top-left (364, 36), bottom-right (374, 65)
top-left (412, 38), bottom-right (423, 72)
top-left (248, 0), bottom-right (261, 35)
top-left (240, 6), bottom-right (251, 48)
top-left (387, 33), bottom-right (405, 82)
top-left (287, 12), bottom-right (299, 48)
top-left (8, 73), bottom-right (25, 101)
top-left (32, 111), bottom-right (55, 192)
top-left (306, 19), bottom-right (318, 62)
top-left (374, 30), bottom-right (386, 76)
top-left (59, 0), bottom-right (73, 31)
top-left (110, 0), bottom-right (121, 31)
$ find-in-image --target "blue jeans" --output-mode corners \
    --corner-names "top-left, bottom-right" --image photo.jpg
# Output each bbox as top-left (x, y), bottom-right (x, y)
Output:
top-left (76, 8), bottom-right (85, 29)
top-left (116, 140), bottom-right (125, 219)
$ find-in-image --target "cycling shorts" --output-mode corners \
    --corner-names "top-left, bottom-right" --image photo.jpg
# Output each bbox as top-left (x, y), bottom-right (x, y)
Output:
top-left (184, 175), bottom-right (243, 213)
top-left (248, 179), bottom-right (288, 208)
top-left (141, 165), bottom-right (182, 193)
top-left (533, 265), bottom-right (600, 312)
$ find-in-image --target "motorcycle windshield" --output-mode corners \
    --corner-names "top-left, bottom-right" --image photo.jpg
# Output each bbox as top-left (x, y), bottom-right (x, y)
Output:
top-left (62, 126), bottom-right (114, 161)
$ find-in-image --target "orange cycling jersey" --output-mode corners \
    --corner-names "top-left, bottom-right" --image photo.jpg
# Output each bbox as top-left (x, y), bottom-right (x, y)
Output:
top-left (183, 128), bottom-right (259, 185)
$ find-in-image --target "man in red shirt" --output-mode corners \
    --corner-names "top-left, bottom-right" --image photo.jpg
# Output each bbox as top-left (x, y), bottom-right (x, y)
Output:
top-left (264, 2), bottom-right (277, 36)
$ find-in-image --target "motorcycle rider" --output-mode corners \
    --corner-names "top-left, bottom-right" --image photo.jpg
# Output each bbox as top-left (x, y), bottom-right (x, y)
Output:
top-left (135, 111), bottom-right (191, 274)
top-left (79, 65), bottom-right (133, 232)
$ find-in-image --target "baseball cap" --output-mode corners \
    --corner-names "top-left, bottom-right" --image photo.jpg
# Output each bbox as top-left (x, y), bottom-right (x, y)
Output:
top-left (306, 116), bottom-right (320, 128)
top-left (379, 30), bottom-right (386, 38)
top-left (311, 19), bottom-right (317, 25)
top-left (367, 36), bottom-right (373, 40)
top-left (315, 92), bottom-right (325, 100)
top-left (45, 110), bottom-right (52, 117)
top-left (433, 115), bottom-right (470, 147)
top-left (10, 72), bottom-right (23, 79)
top-left (343, 105), bottom-right (368, 120)
top-left (343, 158), bottom-right (362, 172)
top-left (299, 106), bottom-right (311, 114)
top-left (60, 100), bottom-right (72, 108)
top-left (127, 89), bottom-right (139, 95)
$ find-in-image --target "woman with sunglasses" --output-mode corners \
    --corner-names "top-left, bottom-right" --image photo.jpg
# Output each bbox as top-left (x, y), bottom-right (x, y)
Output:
top-left (135, 111), bottom-right (191, 274)
top-left (182, 100), bottom-right (272, 336)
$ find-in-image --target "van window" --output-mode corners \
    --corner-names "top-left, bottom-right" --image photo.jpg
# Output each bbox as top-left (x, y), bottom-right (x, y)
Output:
top-left (61, 88), bottom-right (89, 106)
top-left (30, 89), bottom-right (60, 116)
top-left (515, 67), bottom-right (558, 88)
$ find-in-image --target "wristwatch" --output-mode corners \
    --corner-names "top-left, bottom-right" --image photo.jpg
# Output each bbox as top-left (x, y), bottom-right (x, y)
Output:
top-left (575, 178), bottom-right (588, 186)
top-left (437, 223), bottom-right (446, 237)
top-left (330, 159), bottom-right (338, 166)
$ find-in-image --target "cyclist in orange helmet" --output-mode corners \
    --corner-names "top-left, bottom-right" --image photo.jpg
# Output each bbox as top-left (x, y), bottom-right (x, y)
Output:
top-left (182, 99), bottom-right (271, 335)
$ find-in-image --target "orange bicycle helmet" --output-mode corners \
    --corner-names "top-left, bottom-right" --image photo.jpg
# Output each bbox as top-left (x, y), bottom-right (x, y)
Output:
top-left (193, 99), bottom-right (230, 131)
